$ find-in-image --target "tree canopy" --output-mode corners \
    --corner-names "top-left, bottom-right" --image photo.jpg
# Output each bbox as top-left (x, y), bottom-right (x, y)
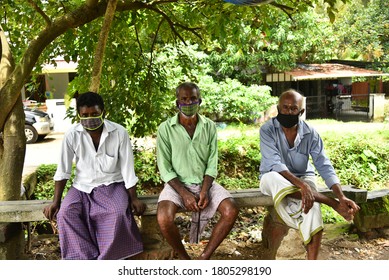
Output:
top-left (1, 0), bottom-right (343, 136)
top-left (333, 0), bottom-right (389, 72)
top-left (1, 0), bottom-right (380, 201)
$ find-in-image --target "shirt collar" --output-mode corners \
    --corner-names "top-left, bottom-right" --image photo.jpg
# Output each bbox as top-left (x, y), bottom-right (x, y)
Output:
top-left (169, 113), bottom-right (205, 127)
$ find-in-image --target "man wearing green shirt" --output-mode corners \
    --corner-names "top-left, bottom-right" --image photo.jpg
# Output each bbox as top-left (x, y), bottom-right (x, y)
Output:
top-left (156, 82), bottom-right (238, 260)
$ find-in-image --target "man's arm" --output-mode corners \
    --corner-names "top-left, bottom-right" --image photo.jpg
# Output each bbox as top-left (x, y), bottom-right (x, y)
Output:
top-left (43, 179), bottom-right (67, 221)
top-left (330, 183), bottom-right (360, 220)
top-left (199, 121), bottom-right (217, 209)
top-left (127, 186), bottom-right (146, 216)
top-left (198, 175), bottom-right (214, 210)
top-left (156, 124), bottom-right (179, 183)
top-left (118, 129), bottom-right (144, 215)
top-left (43, 132), bottom-right (74, 221)
top-left (259, 123), bottom-right (288, 174)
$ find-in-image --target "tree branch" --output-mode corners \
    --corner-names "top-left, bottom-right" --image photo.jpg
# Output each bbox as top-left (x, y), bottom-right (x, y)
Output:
top-left (0, 0), bottom-right (152, 129)
top-left (0, 24), bottom-right (15, 133)
top-left (146, 18), bottom-right (164, 89)
top-left (27, 0), bottom-right (52, 26)
top-left (147, 6), bottom-right (203, 45)
top-left (89, 0), bottom-right (118, 93)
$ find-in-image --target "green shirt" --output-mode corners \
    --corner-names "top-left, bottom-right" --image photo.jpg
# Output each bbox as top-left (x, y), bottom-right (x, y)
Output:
top-left (156, 113), bottom-right (218, 185)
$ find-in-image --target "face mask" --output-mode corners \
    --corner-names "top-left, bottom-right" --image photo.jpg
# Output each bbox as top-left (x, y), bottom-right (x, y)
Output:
top-left (178, 101), bottom-right (200, 117)
top-left (79, 113), bottom-right (104, 131)
top-left (276, 112), bottom-right (300, 128)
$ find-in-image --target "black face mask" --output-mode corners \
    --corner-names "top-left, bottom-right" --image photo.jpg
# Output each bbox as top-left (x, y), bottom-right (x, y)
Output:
top-left (276, 112), bottom-right (300, 128)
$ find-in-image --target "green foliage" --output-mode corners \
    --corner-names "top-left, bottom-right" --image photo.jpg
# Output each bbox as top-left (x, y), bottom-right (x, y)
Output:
top-left (33, 164), bottom-right (73, 200)
top-left (132, 145), bottom-right (162, 195)
top-left (217, 132), bottom-right (261, 190)
top-left (321, 204), bottom-right (344, 224)
top-left (333, 0), bottom-right (389, 69)
top-left (2, 0), bottom-right (344, 140)
top-left (199, 77), bottom-right (277, 123)
top-left (321, 131), bottom-right (389, 190)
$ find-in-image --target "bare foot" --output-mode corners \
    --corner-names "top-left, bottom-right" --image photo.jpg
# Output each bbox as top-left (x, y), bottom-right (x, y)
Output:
top-left (334, 201), bottom-right (354, 221)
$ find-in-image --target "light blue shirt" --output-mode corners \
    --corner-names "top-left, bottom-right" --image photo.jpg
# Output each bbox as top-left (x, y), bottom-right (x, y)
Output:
top-left (259, 117), bottom-right (339, 188)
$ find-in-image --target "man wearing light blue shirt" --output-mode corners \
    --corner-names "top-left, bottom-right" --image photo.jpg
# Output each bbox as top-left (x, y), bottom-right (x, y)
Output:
top-left (259, 89), bottom-right (359, 260)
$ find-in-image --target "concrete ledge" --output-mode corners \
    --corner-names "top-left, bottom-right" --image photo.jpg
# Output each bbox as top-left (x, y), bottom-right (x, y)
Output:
top-left (0, 186), bottom-right (367, 223)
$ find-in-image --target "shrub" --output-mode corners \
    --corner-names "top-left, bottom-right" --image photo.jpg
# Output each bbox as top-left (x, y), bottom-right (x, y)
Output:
top-left (33, 164), bottom-right (74, 200)
top-left (322, 131), bottom-right (389, 190)
top-left (198, 77), bottom-right (277, 123)
top-left (217, 132), bottom-right (261, 190)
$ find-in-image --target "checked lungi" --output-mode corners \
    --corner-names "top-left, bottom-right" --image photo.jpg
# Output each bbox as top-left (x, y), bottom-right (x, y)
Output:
top-left (158, 181), bottom-right (232, 244)
top-left (57, 182), bottom-right (143, 260)
top-left (260, 171), bottom-right (324, 245)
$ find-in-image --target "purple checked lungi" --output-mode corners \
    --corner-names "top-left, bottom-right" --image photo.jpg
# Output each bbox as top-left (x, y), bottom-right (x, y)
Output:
top-left (57, 182), bottom-right (143, 260)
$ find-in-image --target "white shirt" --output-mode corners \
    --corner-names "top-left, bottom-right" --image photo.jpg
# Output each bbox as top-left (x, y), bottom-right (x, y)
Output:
top-left (54, 119), bottom-right (138, 193)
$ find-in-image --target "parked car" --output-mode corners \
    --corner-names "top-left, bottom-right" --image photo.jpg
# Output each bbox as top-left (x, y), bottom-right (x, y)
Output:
top-left (24, 108), bottom-right (54, 144)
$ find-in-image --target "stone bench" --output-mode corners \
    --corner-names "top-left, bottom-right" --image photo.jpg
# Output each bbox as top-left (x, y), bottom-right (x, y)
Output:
top-left (0, 186), bottom-right (368, 259)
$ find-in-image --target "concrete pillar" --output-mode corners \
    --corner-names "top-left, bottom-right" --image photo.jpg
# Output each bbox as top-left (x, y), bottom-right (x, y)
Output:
top-left (129, 215), bottom-right (173, 260)
top-left (370, 93), bottom-right (385, 121)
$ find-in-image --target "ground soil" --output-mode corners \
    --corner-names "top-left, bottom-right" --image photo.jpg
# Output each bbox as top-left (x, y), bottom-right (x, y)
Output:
top-left (24, 208), bottom-right (389, 260)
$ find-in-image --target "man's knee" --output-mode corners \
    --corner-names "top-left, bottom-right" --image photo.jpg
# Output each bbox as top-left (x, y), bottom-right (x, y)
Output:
top-left (219, 198), bottom-right (239, 221)
top-left (261, 171), bottom-right (284, 184)
top-left (57, 202), bottom-right (75, 222)
top-left (157, 201), bottom-right (177, 229)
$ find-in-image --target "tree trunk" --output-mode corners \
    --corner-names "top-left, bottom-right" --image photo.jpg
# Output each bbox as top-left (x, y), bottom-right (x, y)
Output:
top-left (89, 0), bottom-right (118, 93)
top-left (0, 26), bottom-right (25, 201)
top-left (0, 24), bottom-right (25, 260)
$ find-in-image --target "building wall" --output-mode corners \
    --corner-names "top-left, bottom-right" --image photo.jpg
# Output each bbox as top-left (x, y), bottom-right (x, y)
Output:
top-left (44, 73), bottom-right (70, 99)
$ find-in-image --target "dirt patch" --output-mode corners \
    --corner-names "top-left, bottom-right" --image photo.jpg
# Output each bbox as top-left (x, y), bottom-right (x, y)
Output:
top-left (24, 210), bottom-right (389, 260)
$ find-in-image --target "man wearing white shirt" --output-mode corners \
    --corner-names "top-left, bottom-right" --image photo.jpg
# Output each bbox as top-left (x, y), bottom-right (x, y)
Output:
top-left (43, 91), bottom-right (145, 260)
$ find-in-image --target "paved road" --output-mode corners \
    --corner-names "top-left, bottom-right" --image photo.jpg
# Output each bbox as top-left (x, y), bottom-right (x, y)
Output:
top-left (23, 132), bottom-right (64, 178)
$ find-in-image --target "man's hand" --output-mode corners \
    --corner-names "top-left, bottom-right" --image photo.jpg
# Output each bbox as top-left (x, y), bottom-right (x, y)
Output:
top-left (131, 198), bottom-right (146, 216)
top-left (198, 190), bottom-right (209, 210)
top-left (300, 182), bottom-right (315, 214)
top-left (43, 202), bottom-right (60, 221)
top-left (181, 190), bottom-right (200, 212)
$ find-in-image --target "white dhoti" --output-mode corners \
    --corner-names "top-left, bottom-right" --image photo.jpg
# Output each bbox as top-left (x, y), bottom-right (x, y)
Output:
top-left (260, 171), bottom-right (324, 245)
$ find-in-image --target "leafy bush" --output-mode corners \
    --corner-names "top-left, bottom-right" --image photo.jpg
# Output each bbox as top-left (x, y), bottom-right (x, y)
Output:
top-left (321, 204), bottom-right (344, 224)
top-left (217, 132), bottom-right (261, 190)
top-left (321, 131), bottom-right (389, 190)
top-left (33, 164), bottom-right (74, 200)
top-left (198, 77), bottom-right (277, 123)
top-left (133, 146), bottom-right (162, 195)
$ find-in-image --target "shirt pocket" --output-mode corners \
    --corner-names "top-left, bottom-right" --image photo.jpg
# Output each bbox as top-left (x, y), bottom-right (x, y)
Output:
top-left (99, 154), bottom-right (118, 173)
top-left (289, 151), bottom-right (309, 174)
top-left (192, 142), bottom-right (210, 163)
